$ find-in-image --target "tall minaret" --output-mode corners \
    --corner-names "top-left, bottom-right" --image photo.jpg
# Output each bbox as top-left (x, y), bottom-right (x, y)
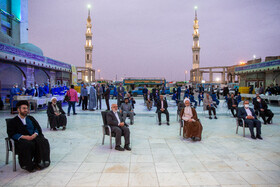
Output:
top-left (85, 5), bottom-right (93, 69)
top-left (192, 6), bottom-right (200, 69)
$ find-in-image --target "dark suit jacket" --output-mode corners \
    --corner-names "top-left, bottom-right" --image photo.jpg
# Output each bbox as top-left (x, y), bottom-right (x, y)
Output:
top-left (106, 111), bottom-right (125, 127)
top-left (228, 98), bottom-right (238, 109)
top-left (104, 88), bottom-right (110, 100)
top-left (157, 100), bottom-right (168, 111)
top-left (253, 99), bottom-right (268, 111)
top-left (237, 107), bottom-right (257, 120)
top-left (7, 115), bottom-right (44, 140)
top-left (117, 86), bottom-right (125, 96)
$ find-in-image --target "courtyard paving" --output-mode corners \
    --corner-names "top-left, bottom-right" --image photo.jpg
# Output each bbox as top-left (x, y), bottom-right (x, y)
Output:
top-left (0, 98), bottom-right (279, 187)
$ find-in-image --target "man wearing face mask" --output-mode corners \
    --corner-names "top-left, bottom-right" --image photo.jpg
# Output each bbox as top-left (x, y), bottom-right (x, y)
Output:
top-left (253, 96), bottom-right (274, 124)
top-left (237, 100), bottom-right (262, 139)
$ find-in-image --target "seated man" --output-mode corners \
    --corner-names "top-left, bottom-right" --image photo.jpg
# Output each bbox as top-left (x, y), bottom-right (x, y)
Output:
top-left (146, 90), bottom-right (153, 111)
top-left (106, 104), bottom-right (131, 151)
top-left (126, 93), bottom-right (136, 109)
top-left (253, 96), bottom-right (274, 124)
top-left (180, 99), bottom-right (203, 141)
top-left (198, 92), bottom-right (204, 106)
top-left (120, 98), bottom-right (134, 125)
top-left (211, 93), bottom-right (220, 105)
top-left (189, 92), bottom-right (197, 108)
top-left (47, 97), bottom-right (67, 130)
top-left (7, 100), bottom-right (50, 172)
top-left (228, 93), bottom-right (238, 117)
top-left (238, 100), bottom-right (262, 139)
top-left (203, 93), bottom-right (218, 119)
top-left (157, 95), bottom-right (170, 125)
top-left (172, 91), bottom-right (178, 104)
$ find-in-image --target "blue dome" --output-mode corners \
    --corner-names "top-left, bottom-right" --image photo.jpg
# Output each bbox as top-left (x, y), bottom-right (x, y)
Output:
top-left (19, 43), bottom-right (44, 56)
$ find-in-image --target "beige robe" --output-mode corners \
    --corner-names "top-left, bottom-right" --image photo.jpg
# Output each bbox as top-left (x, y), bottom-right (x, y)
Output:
top-left (180, 107), bottom-right (203, 140)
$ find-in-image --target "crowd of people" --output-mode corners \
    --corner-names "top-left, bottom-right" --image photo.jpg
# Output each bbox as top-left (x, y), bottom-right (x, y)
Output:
top-left (5, 82), bottom-right (278, 173)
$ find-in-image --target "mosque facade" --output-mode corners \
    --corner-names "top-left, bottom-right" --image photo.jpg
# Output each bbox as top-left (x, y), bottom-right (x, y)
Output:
top-left (0, 0), bottom-right (73, 99)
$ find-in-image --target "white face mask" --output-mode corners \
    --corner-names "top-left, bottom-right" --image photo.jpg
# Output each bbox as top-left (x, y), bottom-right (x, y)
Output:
top-left (257, 99), bottom-right (261, 102)
top-left (244, 104), bottom-right (249, 108)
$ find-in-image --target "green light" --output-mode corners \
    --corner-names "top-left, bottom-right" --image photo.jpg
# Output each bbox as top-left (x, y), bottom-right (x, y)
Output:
top-left (194, 6), bottom-right (198, 10)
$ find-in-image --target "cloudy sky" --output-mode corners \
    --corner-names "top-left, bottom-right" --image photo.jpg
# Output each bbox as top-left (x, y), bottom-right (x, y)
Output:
top-left (28, 0), bottom-right (280, 81)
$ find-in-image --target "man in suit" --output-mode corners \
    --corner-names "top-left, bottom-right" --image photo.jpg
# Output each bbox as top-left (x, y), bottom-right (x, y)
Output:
top-left (104, 84), bottom-right (111, 111)
top-left (106, 104), bottom-right (131, 151)
top-left (237, 100), bottom-right (262, 140)
top-left (117, 83), bottom-right (125, 107)
top-left (157, 95), bottom-right (170, 125)
top-left (146, 90), bottom-right (153, 110)
top-left (253, 96), bottom-right (274, 124)
top-left (7, 100), bottom-right (50, 172)
top-left (228, 93), bottom-right (238, 117)
top-left (96, 84), bottom-right (103, 110)
top-left (120, 98), bottom-right (134, 125)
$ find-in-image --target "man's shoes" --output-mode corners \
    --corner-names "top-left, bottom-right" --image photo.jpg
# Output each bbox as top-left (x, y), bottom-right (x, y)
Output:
top-left (67, 113), bottom-right (70, 116)
top-left (264, 121), bottom-right (267, 125)
top-left (209, 116), bottom-right (212, 119)
top-left (130, 122), bottom-right (134, 125)
top-left (256, 135), bottom-right (263, 140)
top-left (115, 146), bottom-right (125, 151)
top-left (214, 116), bottom-right (218, 119)
top-left (124, 145), bottom-right (131, 151)
top-left (62, 126), bottom-right (66, 130)
top-left (167, 122), bottom-right (170, 126)
top-left (73, 113), bottom-right (77, 115)
top-left (251, 135), bottom-right (256, 139)
top-left (52, 127), bottom-right (57, 131)
top-left (159, 122), bottom-right (161, 126)
top-left (89, 109), bottom-right (95, 111)
top-left (234, 114), bottom-right (237, 117)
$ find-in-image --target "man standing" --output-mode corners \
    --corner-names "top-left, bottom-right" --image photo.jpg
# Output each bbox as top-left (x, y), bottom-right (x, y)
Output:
top-left (146, 90), bottom-right (153, 110)
top-left (177, 86), bottom-right (181, 101)
top-left (7, 100), bottom-right (50, 172)
top-left (117, 83), bottom-right (125, 107)
top-left (88, 83), bottom-right (97, 111)
top-left (106, 104), bottom-right (131, 151)
top-left (81, 84), bottom-right (88, 110)
top-left (10, 83), bottom-right (22, 110)
top-left (143, 85), bottom-right (148, 103)
top-left (157, 95), bottom-right (170, 125)
top-left (238, 100), bottom-right (262, 139)
top-left (104, 84), bottom-right (111, 111)
top-left (120, 98), bottom-right (134, 125)
top-left (96, 84), bottom-right (103, 110)
top-left (216, 86), bottom-right (220, 99)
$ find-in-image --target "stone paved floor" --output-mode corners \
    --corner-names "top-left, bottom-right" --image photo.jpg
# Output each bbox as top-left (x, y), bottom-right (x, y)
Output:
top-left (0, 98), bottom-right (280, 187)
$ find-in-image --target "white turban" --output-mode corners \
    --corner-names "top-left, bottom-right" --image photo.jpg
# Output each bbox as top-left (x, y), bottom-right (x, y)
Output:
top-left (184, 98), bottom-right (190, 103)
top-left (51, 97), bottom-right (57, 102)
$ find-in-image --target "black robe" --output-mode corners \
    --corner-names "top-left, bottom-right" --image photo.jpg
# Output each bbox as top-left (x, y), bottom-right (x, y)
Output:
top-left (47, 102), bottom-right (67, 128)
top-left (7, 116), bottom-right (50, 171)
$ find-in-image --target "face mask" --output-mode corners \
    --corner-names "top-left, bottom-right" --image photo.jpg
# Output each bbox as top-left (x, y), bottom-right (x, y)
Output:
top-left (244, 104), bottom-right (249, 108)
top-left (257, 99), bottom-right (261, 102)
top-left (15, 86), bottom-right (18, 88)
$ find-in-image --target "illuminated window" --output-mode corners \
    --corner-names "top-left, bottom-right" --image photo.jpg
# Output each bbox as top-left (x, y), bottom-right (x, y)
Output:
top-left (89, 40), bottom-right (92, 46)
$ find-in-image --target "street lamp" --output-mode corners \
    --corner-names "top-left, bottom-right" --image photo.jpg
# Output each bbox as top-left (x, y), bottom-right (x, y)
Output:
top-left (185, 70), bottom-right (188, 83)
top-left (97, 69), bottom-right (101, 80)
top-left (87, 4), bottom-right (91, 9)
top-left (239, 61), bottom-right (246, 65)
top-left (216, 77), bottom-right (220, 82)
top-left (253, 55), bottom-right (256, 59)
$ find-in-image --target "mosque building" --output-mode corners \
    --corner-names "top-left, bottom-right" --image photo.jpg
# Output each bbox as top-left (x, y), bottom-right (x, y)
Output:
top-left (0, 0), bottom-right (73, 99)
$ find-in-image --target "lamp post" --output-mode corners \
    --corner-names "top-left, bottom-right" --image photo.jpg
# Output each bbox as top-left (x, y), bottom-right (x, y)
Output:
top-left (185, 70), bottom-right (188, 83)
top-left (97, 69), bottom-right (101, 80)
